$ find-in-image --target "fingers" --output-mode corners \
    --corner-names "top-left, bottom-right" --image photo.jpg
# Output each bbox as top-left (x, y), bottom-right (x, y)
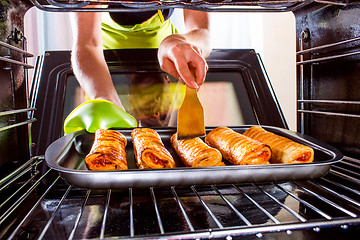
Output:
top-left (174, 58), bottom-right (199, 89)
top-left (189, 55), bottom-right (208, 87)
top-left (158, 44), bottom-right (208, 89)
top-left (159, 58), bottom-right (186, 85)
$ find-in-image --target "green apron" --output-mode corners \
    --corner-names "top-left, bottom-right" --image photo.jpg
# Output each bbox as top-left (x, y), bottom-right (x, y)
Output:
top-left (101, 10), bottom-right (178, 49)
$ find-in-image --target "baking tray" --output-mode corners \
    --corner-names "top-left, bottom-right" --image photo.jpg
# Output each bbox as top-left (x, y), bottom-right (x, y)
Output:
top-left (45, 125), bottom-right (343, 189)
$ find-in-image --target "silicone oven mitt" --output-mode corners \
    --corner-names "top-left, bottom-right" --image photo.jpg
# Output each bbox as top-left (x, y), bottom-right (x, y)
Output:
top-left (63, 99), bottom-right (137, 135)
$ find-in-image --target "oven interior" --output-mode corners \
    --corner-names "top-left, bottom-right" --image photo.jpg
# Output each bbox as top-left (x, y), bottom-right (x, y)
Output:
top-left (0, 0), bottom-right (359, 239)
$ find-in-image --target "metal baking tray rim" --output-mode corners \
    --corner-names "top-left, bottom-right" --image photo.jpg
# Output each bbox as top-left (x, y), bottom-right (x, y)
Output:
top-left (45, 125), bottom-right (344, 189)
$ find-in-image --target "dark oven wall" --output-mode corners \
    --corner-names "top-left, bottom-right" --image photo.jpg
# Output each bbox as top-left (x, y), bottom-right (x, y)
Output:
top-left (0, 0), bottom-right (33, 173)
top-left (294, 2), bottom-right (360, 159)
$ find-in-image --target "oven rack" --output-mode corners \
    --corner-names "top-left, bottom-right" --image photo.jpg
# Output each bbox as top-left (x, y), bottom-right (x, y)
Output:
top-left (1, 155), bottom-right (359, 239)
top-left (296, 27), bottom-right (360, 153)
top-left (297, 36), bottom-right (360, 66)
top-left (32, 0), bottom-right (352, 12)
top-left (0, 39), bottom-right (35, 159)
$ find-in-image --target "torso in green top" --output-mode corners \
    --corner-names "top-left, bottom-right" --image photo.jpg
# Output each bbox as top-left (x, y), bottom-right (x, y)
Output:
top-left (101, 9), bottom-right (178, 49)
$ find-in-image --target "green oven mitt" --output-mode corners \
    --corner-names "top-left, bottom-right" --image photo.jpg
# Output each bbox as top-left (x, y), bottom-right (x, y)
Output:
top-left (63, 99), bottom-right (137, 135)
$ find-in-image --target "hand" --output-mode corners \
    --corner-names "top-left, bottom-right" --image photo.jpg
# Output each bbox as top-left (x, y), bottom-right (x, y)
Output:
top-left (157, 34), bottom-right (208, 89)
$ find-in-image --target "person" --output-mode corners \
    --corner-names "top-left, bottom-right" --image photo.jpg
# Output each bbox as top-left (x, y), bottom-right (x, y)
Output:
top-left (69, 5), bottom-right (211, 111)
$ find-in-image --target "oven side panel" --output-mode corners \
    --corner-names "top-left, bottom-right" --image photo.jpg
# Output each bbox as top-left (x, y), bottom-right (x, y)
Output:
top-left (0, 0), bottom-right (32, 171)
top-left (295, 3), bottom-right (360, 159)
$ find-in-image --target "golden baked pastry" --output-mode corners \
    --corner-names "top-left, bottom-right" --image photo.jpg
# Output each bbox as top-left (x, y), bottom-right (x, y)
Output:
top-left (85, 129), bottom-right (128, 170)
top-left (243, 126), bottom-right (314, 164)
top-left (131, 128), bottom-right (175, 169)
top-left (170, 133), bottom-right (224, 167)
top-left (205, 127), bottom-right (271, 165)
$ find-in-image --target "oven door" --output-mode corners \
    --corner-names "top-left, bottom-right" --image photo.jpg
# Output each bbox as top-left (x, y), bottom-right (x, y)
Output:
top-left (31, 48), bottom-right (287, 155)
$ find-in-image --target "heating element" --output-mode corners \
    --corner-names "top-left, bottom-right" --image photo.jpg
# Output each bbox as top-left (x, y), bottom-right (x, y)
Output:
top-left (0, 0), bottom-right (360, 239)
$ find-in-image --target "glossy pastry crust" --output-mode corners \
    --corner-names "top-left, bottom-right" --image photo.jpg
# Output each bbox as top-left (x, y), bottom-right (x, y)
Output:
top-left (131, 128), bottom-right (175, 169)
top-left (243, 126), bottom-right (314, 164)
top-left (205, 127), bottom-right (271, 165)
top-left (170, 133), bottom-right (224, 167)
top-left (85, 129), bottom-right (128, 170)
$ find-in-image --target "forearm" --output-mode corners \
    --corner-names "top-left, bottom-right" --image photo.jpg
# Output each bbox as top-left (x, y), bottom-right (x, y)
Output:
top-left (71, 44), bottom-right (123, 108)
top-left (182, 9), bottom-right (211, 57)
top-left (179, 28), bottom-right (212, 59)
top-left (70, 10), bottom-right (123, 109)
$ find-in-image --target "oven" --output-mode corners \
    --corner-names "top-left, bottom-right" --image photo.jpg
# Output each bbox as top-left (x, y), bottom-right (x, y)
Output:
top-left (1, 0), bottom-right (359, 239)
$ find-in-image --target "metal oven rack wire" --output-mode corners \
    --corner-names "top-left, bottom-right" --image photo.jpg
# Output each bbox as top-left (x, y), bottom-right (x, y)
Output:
top-left (0, 156), bottom-right (359, 239)
top-left (32, 0), bottom-right (352, 12)
top-left (297, 35), bottom-right (360, 134)
top-left (0, 39), bottom-right (35, 157)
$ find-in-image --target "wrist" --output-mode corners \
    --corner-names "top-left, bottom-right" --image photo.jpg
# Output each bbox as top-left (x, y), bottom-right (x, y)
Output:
top-left (93, 96), bottom-right (124, 111)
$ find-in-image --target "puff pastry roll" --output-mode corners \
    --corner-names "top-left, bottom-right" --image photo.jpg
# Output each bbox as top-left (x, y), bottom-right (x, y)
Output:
top-left (131, 128), bottom-right (175, 169)
top-left (85, 129), bottom-right (128, 170)
top-left (205, 127), bottom-right (271, 165)
top-left (170, 133), bottom-right (224, 167)
top-left (243, 126), bottom-right (314, 164)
